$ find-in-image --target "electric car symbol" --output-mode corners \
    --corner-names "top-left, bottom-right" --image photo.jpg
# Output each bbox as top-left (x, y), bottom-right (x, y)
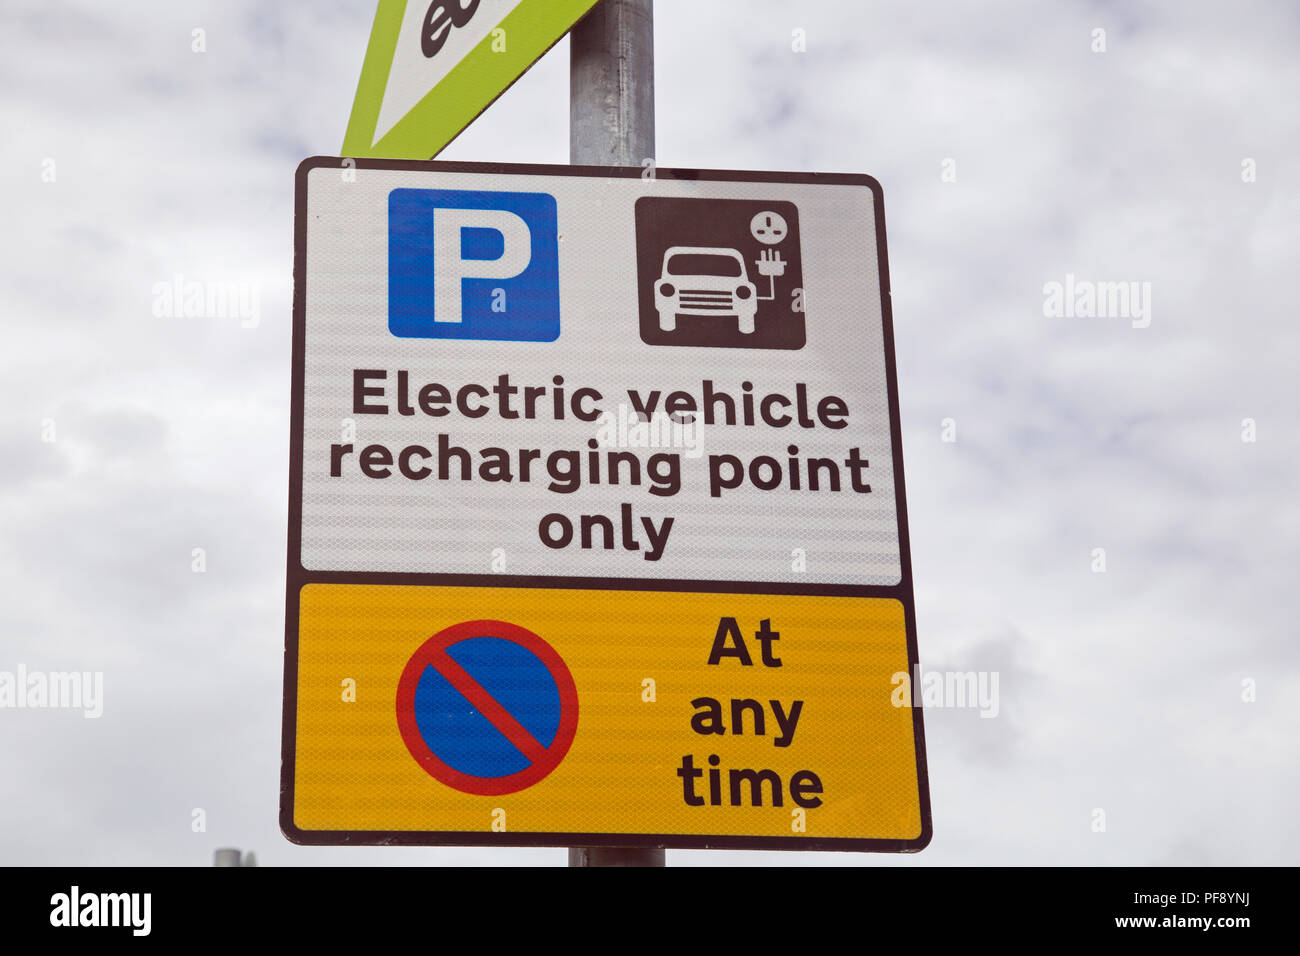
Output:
top-left (654, 246), bottom-right (759, 335)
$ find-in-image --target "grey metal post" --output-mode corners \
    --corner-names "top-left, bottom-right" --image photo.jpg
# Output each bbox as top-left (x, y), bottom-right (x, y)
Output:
top-left (570, 0), bottom-right (655, 167)
top-left (214, 847), bottom-right (255, 866)
top-left (568, 846), bottom-right (664, 867)
top-left (568, 0), bottom-right (664, 868)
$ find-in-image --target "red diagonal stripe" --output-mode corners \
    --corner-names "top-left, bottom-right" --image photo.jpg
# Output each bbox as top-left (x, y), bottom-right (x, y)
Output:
top-left (428, 648), bottom-right (549, 766)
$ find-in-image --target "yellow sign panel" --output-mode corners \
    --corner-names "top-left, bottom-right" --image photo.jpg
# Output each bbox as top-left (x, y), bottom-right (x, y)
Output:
top-left (291, 584), bottom-right (923, 844)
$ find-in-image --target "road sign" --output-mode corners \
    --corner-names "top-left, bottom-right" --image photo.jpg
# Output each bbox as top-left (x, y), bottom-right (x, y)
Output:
top-left (342, 0), bottom-right (601, 159)
top-left (283, 157), bottom-right (932, 852)
top-left (395, 619), bottom-right (579, 795)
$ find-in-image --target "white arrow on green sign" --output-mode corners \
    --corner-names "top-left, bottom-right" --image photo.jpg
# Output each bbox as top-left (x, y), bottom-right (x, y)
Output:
top-left (343, 0), bottom-right (601, 160)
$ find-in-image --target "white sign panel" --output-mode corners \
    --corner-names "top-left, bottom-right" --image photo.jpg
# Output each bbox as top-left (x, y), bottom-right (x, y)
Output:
top-left (293, 158), bottom-right (908, 591)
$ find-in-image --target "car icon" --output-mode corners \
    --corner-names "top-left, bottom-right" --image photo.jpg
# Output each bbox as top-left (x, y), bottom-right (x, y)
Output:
top-left (654, 246), bottom-right (758, 334)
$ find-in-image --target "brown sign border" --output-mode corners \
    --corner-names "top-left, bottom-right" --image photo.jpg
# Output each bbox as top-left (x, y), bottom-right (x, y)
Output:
top-left (282, 156), bottom-right (932, 853)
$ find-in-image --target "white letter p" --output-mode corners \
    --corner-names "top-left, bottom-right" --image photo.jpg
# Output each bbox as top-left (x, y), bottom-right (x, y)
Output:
top-left (433, 209), bottom-right (532, 322)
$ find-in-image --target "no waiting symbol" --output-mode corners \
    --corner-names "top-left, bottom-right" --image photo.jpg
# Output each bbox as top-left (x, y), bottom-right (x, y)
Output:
top-left (396, 619), bottom-right (579, 796)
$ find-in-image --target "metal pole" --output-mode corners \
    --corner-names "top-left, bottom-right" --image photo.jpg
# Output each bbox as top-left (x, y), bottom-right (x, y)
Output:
top-left (214, 847), bottom-right (255, 866)
top-left (570, 0), bottom-right (655, 167)
top-left (568, 0), bottom-right (663, 868)
top-left (568, 846), bottom-right (664, 867)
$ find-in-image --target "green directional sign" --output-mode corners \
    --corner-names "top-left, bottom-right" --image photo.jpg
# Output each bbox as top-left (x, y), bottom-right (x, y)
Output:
top-left (343, 0), bottom-right (601, 160)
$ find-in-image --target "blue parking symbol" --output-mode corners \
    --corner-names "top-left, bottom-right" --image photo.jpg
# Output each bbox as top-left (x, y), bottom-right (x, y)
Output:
top-left (388, 188), bottom-right (560, 342)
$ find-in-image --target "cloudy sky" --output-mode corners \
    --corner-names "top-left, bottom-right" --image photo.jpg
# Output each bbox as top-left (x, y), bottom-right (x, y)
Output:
top-left (2, 0), bottom-right (1296, 866)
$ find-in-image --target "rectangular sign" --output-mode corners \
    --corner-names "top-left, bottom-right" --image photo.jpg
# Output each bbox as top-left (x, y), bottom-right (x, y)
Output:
top-left (283, 157), bottom-right (932, 852)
